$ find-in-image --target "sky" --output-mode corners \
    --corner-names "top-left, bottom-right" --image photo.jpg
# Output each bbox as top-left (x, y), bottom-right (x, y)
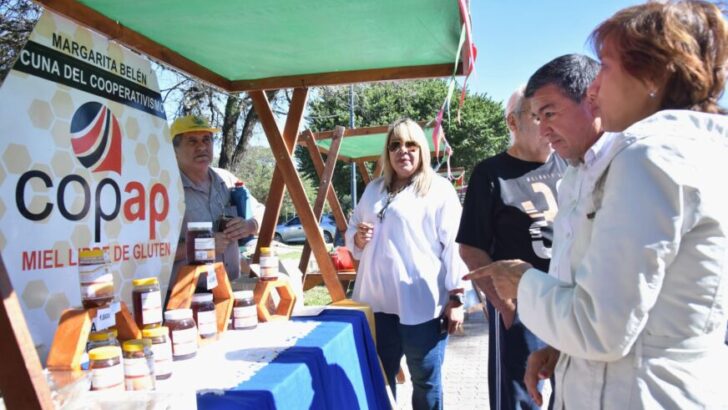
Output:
top-left (468, 0), bottom-right (642, 104)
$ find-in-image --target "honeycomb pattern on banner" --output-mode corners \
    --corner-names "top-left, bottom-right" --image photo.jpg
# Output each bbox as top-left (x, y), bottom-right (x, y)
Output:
top-left (0, 11), bottom-right (183, 361)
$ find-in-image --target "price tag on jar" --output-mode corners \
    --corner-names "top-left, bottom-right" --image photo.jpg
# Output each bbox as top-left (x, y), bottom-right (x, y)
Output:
top-left (206, 265), bottom-right (218, 290)
top-left (92, 305), bottom-right (115, 331)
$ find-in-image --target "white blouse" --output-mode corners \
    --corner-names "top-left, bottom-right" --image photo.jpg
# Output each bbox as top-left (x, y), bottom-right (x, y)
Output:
top-left (346, 175), bottom-right (467, 325)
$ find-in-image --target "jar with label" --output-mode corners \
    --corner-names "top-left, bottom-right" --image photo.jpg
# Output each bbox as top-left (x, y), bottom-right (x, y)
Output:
top-left (142, 326), bottom-right (172, 380)
top-left (78, 249), bottom-right (114, 309)
top-left (259, 247), bottom-right (278, 281)
top-left (164, 309), bottom-right (198, 360)
top-left (88, 346), bottom-right (124, 391)
top-left (132, 277), bottom-right (163, 329)
top-left (232, 290), bottom-right (258, 330)
top-left (122, 339), bottom-right (156, 391)
top-left (186, 222), bottom-right (215, 264)
top-left (87, 329), bottom-right (119, 351)
top-left (191, 293), bottom-right (217, 339)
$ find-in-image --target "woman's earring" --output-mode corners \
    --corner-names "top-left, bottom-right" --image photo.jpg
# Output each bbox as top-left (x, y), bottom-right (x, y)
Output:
top-left (649, 90), bottom-right (657, 98)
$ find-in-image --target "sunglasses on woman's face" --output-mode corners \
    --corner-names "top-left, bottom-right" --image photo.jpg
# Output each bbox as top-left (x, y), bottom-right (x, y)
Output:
top-left (388, 140), bottom-right (419, 152)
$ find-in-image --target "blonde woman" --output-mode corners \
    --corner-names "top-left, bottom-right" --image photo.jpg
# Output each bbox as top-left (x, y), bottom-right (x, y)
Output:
top-left (346, 119), bottom-right (466, 409)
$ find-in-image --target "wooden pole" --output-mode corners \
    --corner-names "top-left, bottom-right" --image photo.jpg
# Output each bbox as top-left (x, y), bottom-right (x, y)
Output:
top-left (298, 127), bottom-right (344, 274)
top-left (301, 130), bottom-right (348, 235)
top-left (373, 158), bottom-right (384, 178)
top-left (250, 91), bottom-right (346, 301)
top-left (254, 88), bottom-right (308, 262)
top-left (356, 161), bottom-right (372, 185)
top-left (0, 254), bottom-right (54, 409)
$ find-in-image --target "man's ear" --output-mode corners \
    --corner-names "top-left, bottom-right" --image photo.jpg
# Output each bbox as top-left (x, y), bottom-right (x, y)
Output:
top-left (506, 113), bottom-right (517, 134)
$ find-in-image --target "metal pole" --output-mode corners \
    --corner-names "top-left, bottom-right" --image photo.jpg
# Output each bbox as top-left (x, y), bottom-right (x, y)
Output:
top-left (349, 85), bottom-right (357, 206)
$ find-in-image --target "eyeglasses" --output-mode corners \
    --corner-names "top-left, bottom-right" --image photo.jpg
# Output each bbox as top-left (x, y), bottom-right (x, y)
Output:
top-left (388, 140), bottom-right (419, 152)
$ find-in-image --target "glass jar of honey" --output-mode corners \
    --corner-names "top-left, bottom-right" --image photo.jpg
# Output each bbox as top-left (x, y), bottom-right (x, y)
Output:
top-left (191, 293), bottom-right (217, 339)
top-left (259, 247), bottom-right (278, 281)
top-left (88, 346), bottom-right (124, 391)
top-left (122, 339), bottom-right (155, 391)
top-left (186, 222), bottom-right (215, 264)
top-left (87, 329), bottom-right (119, 351)
top-left (164, 309), bottom-right (198, 360)
top-left (132, 277), bottom-right (162, 329)
top-left (142, 326), bottom-right (173, 380)
top-left (232, 290), bottom-right (258, 330)
top-left (78, 249), bottom-right (114, 309)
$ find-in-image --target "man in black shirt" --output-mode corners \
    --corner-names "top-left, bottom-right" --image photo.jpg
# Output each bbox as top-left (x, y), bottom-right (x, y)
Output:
top-left (457, 86), bottom-right (566, 409)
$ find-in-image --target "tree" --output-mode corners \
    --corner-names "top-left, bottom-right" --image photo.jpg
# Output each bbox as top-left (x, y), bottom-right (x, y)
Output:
top-left (159, 68), bottom-right (284, 174)
top-left (301, 80), bottom-right (509, 213)
top-left (231, 145), bottom-right (321, 224)
top-left (0, 0), bottom-right (40, 83)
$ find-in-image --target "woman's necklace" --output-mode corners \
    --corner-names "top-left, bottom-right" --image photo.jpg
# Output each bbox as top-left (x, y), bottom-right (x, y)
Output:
top-left (377, 180), bottom-right (412, 222)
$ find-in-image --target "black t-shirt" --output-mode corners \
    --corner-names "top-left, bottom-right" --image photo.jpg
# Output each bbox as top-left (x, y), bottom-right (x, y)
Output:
top-left (457, 152), bottom-right (566, 272)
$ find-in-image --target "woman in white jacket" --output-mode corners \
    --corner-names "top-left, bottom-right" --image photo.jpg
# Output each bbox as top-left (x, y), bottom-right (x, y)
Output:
top-left (466, 1), bottom-right (728, 409)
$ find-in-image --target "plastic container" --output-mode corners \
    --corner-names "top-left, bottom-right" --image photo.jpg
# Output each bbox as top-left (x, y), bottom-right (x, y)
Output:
top-left (142, 326), bottom-right (172, 380)
top-left (122, 339), bottom-right (155, 391)
top-left (132, 277), bottom-right (163, 329)
top-left (88, 346), bottom-right (124, 391)
top-left (231, 182), bottom-right (254, 245)
top-left (185, 222), bottom-right (215, 264)
top-left (230, 182), bottom-right (250, 219)
top-left (164, 309), bottom-right (198, 360)
top-left (191, 293), bottom-right (217, 339)
top-left (259, 247), bottom-right (278, 281)
top-left (78, 249), bottom-right (114, 309)
top-left (232, 290), bottom-right (258, 330)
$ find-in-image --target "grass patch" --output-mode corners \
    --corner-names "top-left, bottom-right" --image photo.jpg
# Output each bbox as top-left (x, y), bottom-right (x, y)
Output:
top-left (304, 285), bottom-right (333, 306)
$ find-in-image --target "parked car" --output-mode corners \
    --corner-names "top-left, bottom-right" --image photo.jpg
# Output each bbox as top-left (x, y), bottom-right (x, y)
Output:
top-left (274, 214), bottom-right (337, 244)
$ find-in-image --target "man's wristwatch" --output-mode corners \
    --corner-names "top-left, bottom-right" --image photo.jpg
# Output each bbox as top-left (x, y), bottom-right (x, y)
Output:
top-left (449, 293), bottom-right (464, 307)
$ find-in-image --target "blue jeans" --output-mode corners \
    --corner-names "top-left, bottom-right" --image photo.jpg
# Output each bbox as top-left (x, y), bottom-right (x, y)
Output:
top-left (374, 312), bottom-right (448, 410)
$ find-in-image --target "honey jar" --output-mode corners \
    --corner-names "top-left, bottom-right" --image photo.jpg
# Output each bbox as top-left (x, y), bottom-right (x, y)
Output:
top-left (78, 249), bottom-right (114, 309)
top-left (88, 346), bottom-right (124, 391)
top-left (132, 277), bottom-right (163, 329)
top-left (164, 309), bottom-right (198, 360)
top-left (142, 326), bottom-right (173, 380)
top-left (191, 293), bottom-right (217, 339)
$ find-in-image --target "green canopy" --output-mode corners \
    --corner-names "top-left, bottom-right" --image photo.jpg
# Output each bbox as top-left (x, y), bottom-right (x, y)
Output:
top-left (315, 127), bottom-right (442, 162)
top-left (43, 0), bottom-right (468, 91)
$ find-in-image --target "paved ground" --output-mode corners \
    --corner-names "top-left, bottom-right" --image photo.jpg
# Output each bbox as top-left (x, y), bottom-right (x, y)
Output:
top-left (394, 308), bottom-right (551, 410)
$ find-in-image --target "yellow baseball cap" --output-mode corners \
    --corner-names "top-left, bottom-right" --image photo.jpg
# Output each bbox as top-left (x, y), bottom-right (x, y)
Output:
top-left (169, 115), bottom-right (220, 139)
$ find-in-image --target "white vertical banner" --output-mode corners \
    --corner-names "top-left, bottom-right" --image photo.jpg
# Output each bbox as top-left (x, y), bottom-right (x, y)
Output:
top-left (0, 11), bottom-right (184, 360)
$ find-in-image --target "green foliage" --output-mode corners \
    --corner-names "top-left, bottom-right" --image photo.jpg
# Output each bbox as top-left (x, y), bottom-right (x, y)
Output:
top-left (300, 80), bottom-right (509, 214)
top-left (232, 145), bottom-right (322, 223)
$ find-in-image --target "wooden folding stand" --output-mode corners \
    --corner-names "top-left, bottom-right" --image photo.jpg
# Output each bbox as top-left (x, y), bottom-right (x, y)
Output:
top-left (250, 89), bottom-right (347, 303)
top-left (165, 262), bottom-right (234, 338)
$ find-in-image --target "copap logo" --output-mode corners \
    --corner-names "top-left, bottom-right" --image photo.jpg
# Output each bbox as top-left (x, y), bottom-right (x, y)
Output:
top-left (15, 101), bottom-right (170, 243)
top-left (70, 101), bottom-right (122, 174)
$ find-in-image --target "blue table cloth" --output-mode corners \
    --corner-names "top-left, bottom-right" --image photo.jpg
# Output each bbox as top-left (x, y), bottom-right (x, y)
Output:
top-left (197, 309), bottom-right (389, 409)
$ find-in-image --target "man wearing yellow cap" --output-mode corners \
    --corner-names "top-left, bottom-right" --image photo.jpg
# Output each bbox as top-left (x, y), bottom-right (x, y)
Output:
top-left (170, 115), bottom-right (263, 284)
